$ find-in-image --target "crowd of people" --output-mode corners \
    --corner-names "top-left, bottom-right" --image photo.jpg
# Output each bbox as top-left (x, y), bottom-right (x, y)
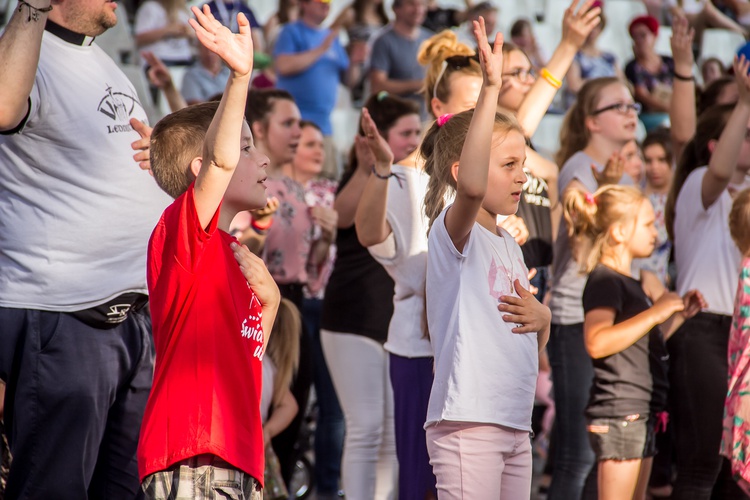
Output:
top-left (3, 0), bottom-right (750, 499)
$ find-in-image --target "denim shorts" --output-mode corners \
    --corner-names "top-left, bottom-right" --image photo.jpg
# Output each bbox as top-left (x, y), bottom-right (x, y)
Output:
top-left (586, 414), bottom-right (657, 461)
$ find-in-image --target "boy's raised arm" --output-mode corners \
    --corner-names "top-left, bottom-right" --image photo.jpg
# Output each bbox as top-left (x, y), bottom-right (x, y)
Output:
top-left (190, 5), bottom-right (254, 229)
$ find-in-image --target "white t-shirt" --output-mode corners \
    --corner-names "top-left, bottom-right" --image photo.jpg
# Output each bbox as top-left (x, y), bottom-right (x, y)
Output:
top-left (134, 1), bottom-right (193, 63)
top-left (260, 357), bottom-right (277, 424)
top-left (425, 206), bottom-right (538, 431)
top-left (674, 167), bottom-right (741, 315)
top-left (0, 30), bottom-right (172, 310)
top-left (368, 165), bottom-right (433, 358)
top-left (667, 0), bottom-right (705, 15)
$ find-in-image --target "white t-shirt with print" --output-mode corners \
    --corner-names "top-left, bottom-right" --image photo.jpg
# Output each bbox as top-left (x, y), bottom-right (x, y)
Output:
top-left (674, 167), bottom-right (741, 315)
top-left (425, 206), bottom-right (538, 431)
top-left (0, 31), bottom-right (172, 310)
top-left (368, 165), bottom-right (433, 358)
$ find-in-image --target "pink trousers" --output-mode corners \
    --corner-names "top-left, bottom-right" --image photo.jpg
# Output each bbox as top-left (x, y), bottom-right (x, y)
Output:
top-left (426, 420), bottom-right (532, 499)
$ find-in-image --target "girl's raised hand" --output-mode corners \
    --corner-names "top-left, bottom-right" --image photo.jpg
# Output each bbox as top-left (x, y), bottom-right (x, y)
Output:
top-left (473, 16), bottom-right (504, 89)
top-left (561, 0), bottom-right (602, 49)
top-left (190, 5), bottom-right (254, 77)
top-left (361, 108), bottom-right (394, 167)
top-left (498, 279), bottom-right (552, 334)
top-left (681, 289), bottom-right (707, 319)
top-left (592, 151), bottom-right (625, 186)
top-left (733, 55), bottom-right (750, 104)
top-left (670, 13), bottom-right (695, 71)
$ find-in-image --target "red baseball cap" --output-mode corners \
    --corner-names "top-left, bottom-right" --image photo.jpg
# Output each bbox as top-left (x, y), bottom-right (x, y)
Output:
top-left (629, 15), bottom-right (659, 37)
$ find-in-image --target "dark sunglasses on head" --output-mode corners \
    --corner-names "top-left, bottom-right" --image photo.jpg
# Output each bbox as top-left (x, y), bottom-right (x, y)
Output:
top-left (433, 54), bottom-right (480, 97)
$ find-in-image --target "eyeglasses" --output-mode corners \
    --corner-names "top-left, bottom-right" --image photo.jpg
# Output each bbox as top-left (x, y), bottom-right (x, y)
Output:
top-left (502, 68), bottom-right (536, 81)
top-left (591, 102), bottom-right (642, 116)
top-left (433, 54), bottom-right (479, 100)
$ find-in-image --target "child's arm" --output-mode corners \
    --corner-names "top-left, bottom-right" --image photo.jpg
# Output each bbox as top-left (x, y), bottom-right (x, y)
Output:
top-left (232, 242), bottom-right (280, 349)
top-left (703, 55), bottom-right (750, 210)
top-left (334, 135), bottom-right (376, 228)
top-left (263, 387), bottom-right (298, 447)
top-left (641, 270), bottom-right (707, 338)
top-left (584, 292), bottom-right (688, 359)
top-left (445, 17), bottom-right (504, 251)
top-left (355, 108), bottom-right (395, 248)
top-left (514, 0), bottom-right (601, 136)
top-left (189, 5), bottom-right (254, 230)
top-left (669, 13), bottom-right (696, 161)
top-left (498, 279), bottom-right (551, 351)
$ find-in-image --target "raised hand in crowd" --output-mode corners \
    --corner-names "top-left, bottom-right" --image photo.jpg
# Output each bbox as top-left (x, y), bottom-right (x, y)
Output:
top-left (592, 151), bottom-right (625, 186)
top-left (560, 0), bottom-right (604, 49)
top-left (142, 51), bottom-right (188, 113)
top-left (669, 12), bottom-right (697, 157)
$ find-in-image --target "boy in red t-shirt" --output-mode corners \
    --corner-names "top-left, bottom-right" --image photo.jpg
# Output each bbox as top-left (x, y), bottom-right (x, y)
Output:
top-left (137, 6), bottom-right (280, 499)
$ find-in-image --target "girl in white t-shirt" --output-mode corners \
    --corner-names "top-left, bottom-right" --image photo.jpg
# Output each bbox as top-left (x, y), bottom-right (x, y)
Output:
top-left (422, 18), bottom-right (551, 499)
top-left (662, 56), bottom-right (750, 497)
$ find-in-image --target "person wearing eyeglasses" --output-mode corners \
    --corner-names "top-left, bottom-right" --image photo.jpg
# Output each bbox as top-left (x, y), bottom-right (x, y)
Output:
top-left (548, 77), bottom-right (640, 499)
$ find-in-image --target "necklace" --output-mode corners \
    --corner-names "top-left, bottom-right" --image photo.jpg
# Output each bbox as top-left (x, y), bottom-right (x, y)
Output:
top-left (499, 229), bottom-right (515, 291)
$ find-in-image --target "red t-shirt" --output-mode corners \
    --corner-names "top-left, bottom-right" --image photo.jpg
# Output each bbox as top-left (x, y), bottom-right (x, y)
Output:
top-left (138, 183), bottom-right (265, 484)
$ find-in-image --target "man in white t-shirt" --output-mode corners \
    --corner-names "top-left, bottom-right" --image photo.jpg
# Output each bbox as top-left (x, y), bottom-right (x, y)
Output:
top-left (0, 0), bottom-right (170, 498)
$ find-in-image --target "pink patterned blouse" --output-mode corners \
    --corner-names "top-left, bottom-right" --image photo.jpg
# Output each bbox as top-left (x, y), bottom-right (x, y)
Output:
top-left (722, 256), bottom-right (750, 487)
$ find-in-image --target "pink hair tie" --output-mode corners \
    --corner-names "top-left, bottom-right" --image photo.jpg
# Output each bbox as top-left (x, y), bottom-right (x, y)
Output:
top-left (437, 113), bottom-right (453, 127)
top-left (585, 192), bottom-right (597, 205)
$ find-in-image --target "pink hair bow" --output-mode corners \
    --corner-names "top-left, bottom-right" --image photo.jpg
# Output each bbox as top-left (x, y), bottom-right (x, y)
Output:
top-left (585, 192), bottom-right (597, 205)
top-left (437, 113), bottom-right (453, 127)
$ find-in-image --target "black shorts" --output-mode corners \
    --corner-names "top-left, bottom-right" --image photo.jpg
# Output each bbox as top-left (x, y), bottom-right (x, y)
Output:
top-left (586, 413), bottom-right (657, 461)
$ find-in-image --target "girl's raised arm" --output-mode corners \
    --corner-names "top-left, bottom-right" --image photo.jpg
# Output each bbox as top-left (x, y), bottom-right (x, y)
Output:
top-left (445, 17), bottom-right (504, 251)
top-left (703, 56), bottom-right (750, 209)
top-left (515, 0), bottom-right (601, 136)
top-left (355, 109), bottom-right (396, 248)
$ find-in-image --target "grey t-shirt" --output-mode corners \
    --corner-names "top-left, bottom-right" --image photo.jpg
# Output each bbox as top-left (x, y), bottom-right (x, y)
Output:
top-left (369, 25), bottom-right (433, 116)
top-left (181, 64), bottom-right (231, 104)
top-left (549, 151), bottom-right (634, 325)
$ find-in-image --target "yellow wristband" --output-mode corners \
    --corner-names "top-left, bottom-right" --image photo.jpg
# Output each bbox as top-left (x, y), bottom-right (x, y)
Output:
top-left (540, 68), bottom-right (562, 90)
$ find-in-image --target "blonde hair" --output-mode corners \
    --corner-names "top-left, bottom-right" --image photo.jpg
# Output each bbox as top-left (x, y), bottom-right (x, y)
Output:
top-left (267, 298), bottom-right (301, 406)
top-left (563, 185), bottom-right (646, 273)
top-left (418, 30), bottom-right (481, 117)
top-left (556, 77), bottom-right (626, 167)
top-left (730, 188), bottom-right (750, 255)
top-left (422, 109), bottom-right (525, 231)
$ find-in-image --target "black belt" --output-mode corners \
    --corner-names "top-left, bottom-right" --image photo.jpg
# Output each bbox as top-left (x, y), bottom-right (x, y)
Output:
top-left (67, 292), bottom-right (148, 330)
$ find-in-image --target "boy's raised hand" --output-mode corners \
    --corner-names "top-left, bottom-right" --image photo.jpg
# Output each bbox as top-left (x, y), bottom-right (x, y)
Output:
top-left (190, 5), bottom-right (253, 77)
top-left (473, 16), bottom-right (504, 89)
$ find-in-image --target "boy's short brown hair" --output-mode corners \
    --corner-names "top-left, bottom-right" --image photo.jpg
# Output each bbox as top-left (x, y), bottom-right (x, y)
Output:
top-left (150, 101), bottom-right (220, 199)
